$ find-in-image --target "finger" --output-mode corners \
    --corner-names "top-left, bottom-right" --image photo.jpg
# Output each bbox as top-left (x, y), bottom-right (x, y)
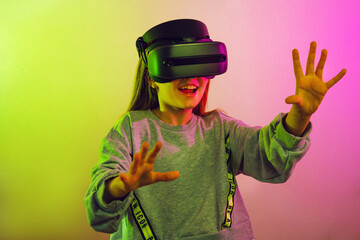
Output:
top-left (315, 49), bottom-right (328, 78)
top-left (292, 49), bottom-right (304, 79)
top-left (139, 142), bottom-right (149, 163)
top-left (153, 171), bottom-right (180, 182)
top-left (120, 172), bottom-right (133, 187)
top-left (145, 141), bottom-right (162, 164)
top-left (306, 41), bottom-right (317, 75)
top-left (130, 153), bottom-right (141, 175)
top-left (325, 68), bottom-right (347, 89)
top-left (285, 95), bottom-right (303, 106)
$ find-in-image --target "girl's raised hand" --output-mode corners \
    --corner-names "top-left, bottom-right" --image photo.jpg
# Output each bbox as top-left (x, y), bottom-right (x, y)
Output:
top-left (285, 41), bottom-right (346, 116)
top-left (106, 141), bottom-right (179, 201)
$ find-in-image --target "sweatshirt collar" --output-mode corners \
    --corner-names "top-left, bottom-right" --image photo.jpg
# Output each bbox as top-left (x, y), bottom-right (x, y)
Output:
top-left (147, 109), bottom-right (198, 131)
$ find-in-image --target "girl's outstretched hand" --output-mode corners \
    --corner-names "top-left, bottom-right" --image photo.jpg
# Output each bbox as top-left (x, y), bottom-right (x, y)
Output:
top-left (285, 41), bottom-right (346, 116)
top-left (284, 41), bottom-right (346, 136)
top-left (105, 141), bottom-right (180, 202)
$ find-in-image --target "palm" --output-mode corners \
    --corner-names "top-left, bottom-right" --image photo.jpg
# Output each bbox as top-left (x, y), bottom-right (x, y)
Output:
top-left (286, 41), bottom-right (346, 116)
top-left (295, 74), bottom-right (326, 115)
top-left (126, 161), bottom-right (158, 191)
top-left (120, 141), bottom-right (179, 192)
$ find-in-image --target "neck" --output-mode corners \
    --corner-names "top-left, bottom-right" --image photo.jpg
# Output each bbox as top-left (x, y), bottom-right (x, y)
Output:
top-left (151, 107), bottom-right (193, 126)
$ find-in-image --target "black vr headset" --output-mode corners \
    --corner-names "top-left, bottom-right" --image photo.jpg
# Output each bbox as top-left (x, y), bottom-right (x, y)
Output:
top-left (136, 19), bottom-right (228, 83)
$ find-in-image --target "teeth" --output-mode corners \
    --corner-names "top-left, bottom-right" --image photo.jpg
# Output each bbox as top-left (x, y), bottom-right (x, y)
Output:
top-left (179, 85), bottom-right (198, 90)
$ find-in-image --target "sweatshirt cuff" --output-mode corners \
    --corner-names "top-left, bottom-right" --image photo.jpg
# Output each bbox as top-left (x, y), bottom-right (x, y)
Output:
top-left (274, 113), bottom-right (312, 150)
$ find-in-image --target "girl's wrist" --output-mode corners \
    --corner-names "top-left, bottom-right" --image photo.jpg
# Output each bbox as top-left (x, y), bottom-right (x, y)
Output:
top-left (103, 177), bottom-right (129, 203)
top-left (284, 107), bottom-right (311, 137)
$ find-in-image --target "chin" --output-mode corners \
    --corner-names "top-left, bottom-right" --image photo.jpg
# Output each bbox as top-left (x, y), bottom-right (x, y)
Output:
top-left (181, 102), bottom-right (200, 110)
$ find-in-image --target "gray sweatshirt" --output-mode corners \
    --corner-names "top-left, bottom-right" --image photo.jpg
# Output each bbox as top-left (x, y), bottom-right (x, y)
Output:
top-left (84, 109), bottom-right (311, 240)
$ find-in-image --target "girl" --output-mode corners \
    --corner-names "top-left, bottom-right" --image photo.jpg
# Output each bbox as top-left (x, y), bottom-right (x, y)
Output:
top-left (84, 19), bottom-right (346, 240)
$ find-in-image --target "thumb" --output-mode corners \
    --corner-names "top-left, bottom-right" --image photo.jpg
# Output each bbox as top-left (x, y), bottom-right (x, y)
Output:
top-left (285, 95), bottom-right (303, 106)
top-left (153, 171), bottom-right (180, 183)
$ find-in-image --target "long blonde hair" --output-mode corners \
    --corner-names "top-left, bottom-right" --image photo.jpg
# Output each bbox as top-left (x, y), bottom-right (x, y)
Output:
top-left (127, 58), bottom-right (217, 116)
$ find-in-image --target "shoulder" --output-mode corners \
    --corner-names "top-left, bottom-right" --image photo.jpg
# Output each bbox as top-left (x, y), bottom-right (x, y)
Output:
top-left (201, 110), bottom-right (258, 136)
top-left (127, 110), bottom-right (151, 121)
top-left (114, 110), bottom-right (150, 126)
top-left (107, 110), bottom-right (150, 137)
top-left (198, 109), bottom-right (232, 129)
top-left (201, 109), bottom-right (244, 125)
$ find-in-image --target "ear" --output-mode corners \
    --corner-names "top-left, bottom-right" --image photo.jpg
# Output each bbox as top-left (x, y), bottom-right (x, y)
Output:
top-left (150, 81), bottom-right (158, 89)
top-left (145, 73), bottom-right (158, 89)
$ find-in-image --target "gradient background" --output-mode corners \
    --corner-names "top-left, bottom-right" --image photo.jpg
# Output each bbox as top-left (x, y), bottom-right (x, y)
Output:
top-left (1, 0), bottom-right (359, 239)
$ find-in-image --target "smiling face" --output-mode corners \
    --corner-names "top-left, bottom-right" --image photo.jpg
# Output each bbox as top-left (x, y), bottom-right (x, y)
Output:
top-left (149, 77), bottom-right (209, 112)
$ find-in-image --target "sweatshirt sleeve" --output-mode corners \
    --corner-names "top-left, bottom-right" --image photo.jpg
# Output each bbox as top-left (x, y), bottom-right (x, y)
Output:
top-left (83, 113), bottom-right (135, 233)
top-left (224, 112), bottom-right (311, 183)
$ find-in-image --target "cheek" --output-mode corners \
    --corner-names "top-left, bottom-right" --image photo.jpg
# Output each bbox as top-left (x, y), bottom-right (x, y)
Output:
top-left (199, 82), bottom-right (209, 96)
top-left (158, 86), bottom-right (175, 99)
top-left (198, 88), bottom-right (206, 99)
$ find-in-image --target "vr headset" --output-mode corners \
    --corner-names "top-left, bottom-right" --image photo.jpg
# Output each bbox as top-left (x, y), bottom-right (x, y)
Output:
top-left (136, 19), bottom-right (228, 83)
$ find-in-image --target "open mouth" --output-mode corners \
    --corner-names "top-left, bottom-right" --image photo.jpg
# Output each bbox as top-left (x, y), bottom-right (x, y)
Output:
top-left (178, 85), bottom-right (199, 96)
